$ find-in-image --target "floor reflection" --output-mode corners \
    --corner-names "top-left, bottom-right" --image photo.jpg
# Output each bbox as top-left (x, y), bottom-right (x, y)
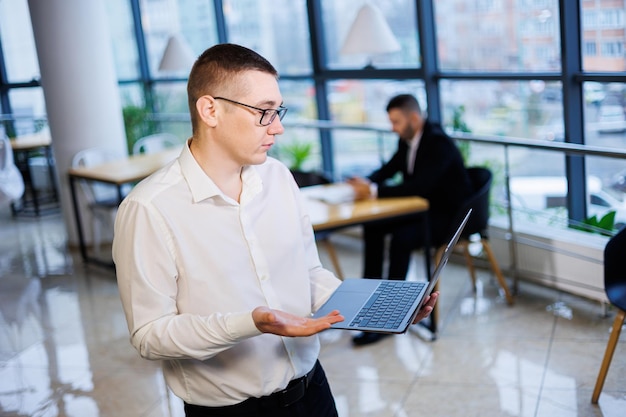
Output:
top-left (0, 209), bottom-right (625, 417)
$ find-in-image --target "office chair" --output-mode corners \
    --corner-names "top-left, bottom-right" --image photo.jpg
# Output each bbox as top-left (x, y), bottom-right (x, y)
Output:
top-left (71, 148), bottom-right (127, 256)
top-left (592, 227), bottom-right (626, 404)
top-left (292, 170), bottom-right (345, 279)
top-left (132, 133), bottom-right (179, 155)
top-left (434, 167), bottom-right (514, 305)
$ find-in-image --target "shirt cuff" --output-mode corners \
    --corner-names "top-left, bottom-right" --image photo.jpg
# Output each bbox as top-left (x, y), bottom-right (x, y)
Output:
top-left (225, 311), bottom-right (263, 339)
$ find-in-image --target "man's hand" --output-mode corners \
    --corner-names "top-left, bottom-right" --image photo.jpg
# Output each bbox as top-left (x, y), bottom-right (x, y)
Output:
top-left (252, 307), bottom-right (344, 337)
top-left (412, 291), bottom-right (439, 324)
top-left (346, 177), bottom-right (373, 200)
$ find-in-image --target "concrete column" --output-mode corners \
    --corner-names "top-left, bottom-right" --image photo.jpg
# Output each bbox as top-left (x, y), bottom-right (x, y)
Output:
top-left (28, 0), bottom-right (127, 247)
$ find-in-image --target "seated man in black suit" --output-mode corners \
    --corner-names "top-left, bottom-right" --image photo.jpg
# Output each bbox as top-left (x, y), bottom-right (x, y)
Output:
top-left (347, 94), bottom-right (472, 346)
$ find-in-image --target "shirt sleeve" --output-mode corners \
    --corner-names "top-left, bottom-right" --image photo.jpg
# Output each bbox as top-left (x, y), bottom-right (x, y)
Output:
top-left (112, 197), bottom-right (262, 362)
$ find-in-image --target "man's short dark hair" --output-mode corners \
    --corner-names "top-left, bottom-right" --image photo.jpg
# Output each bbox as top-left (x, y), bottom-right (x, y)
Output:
top-left (386, 94), bottom-right (421, 114)
top-left (187, 43), bottom-right (279, 133)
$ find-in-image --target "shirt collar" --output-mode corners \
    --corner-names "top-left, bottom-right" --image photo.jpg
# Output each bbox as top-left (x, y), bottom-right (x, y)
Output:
top-left (178, 139), bottom-right (263, 204)
top-left (408, 128), bottom-right (422, 146)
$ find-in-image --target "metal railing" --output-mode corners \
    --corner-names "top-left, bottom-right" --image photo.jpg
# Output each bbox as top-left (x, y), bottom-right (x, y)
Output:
top-left (275, 120), bottom-right (626, 287)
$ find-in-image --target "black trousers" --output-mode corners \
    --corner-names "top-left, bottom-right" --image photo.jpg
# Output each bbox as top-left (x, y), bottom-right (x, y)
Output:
top-left (184, 361), bottom-right (338, 417)
top-left (363, 212), bottom-right (449, 280)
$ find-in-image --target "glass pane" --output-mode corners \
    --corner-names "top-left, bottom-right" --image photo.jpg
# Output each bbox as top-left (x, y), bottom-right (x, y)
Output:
top-left (119, 83), bottom-right (146, 108)
top-left (0, 0), bottom-right (40, 82)
top-left (154, 82), bottom-right (188, 114)
top-left (584, 82), bottom-right (626, 147)
top-left (504, 149), bottom-right (567, 229)
top-left (105, 0), bottom-right (140, 80)
top-left (327, 79), bottom-right (424, 179)
top-left (584, 83), bottom-right (626, 232)
top-left (435, 0), bottom-right (561, 72)
top-left (279, 80), bottom-right (317, 121)
top-left (321, 0), bottom-right (419, 69)
top-left (587, 155), bottom-right (626, 232)
top-left (270, 80), bottom-right (319, 171)
top-left (152, 82), bottom-right (191, 144)
top-left (140, 0), bottom-right (218, 77)
top-left (7, 88), bottom-right (47, 136)
top-left (582, 2), bottom-right (626, 71)
top-left (440, 80), bottom-right (564, 141)
top-left (120, 82), bottom-right (190, 153)
top-left (224, 0), bottom-right (312, 75)
top-left (463, 141), bottom-right (509, 229)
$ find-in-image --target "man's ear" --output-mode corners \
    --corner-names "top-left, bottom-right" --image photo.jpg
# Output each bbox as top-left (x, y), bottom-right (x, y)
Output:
top-left (410, 111), bottom-right (422, 129)
top-left (196, 96), bottom-right (218, 127)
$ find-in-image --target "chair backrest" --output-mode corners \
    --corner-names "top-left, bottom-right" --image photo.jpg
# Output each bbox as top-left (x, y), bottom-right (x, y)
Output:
top-left (604, 227), bottom-right (626, 310)
top-left (291, 170), bottom-right (332, 188)
top-left (132, 133), bottom-right (178, 155)
top-left (454, 167), bottom-right (492, 239)
top-left (72, 148), bottom-right (123, 204)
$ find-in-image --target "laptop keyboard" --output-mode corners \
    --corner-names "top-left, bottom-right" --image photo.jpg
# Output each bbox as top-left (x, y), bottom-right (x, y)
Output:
top-left (348, 281), bottom-right (426, 330)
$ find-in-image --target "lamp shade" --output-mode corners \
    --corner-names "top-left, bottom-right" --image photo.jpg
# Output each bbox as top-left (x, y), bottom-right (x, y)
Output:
top-left (340, 3), bottom-right (401, 56)
top-left (158, 34), bottom-right (196, 73)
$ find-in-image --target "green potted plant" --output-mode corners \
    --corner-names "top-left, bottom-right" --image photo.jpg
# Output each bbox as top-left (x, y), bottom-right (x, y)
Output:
top-left (571, 210), bottom-right (617, 236)
top-left (276, 139), bottom-right (313, 171)
top-left (122, 104), bottom-right (157, 154)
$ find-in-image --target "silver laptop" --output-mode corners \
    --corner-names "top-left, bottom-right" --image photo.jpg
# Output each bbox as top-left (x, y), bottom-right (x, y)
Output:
top-left (312, 209), bottom-right (472, 334)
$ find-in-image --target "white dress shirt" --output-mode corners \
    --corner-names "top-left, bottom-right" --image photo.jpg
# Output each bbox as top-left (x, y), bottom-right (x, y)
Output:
top-left (112, 141), bottom-right (341, 406)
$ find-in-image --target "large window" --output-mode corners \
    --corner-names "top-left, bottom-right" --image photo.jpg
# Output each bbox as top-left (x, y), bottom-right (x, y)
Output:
top-left (326, 79), bottom-right (425, 179)
top-left (0, 0), bottom-right (39, 84)
top-left (321, 0), bottom-right (420, 69)
top-left (139, 0), bottom-right (219, 77)
top-left (106, 0), bottom-right (141, 80)
top-left (441, 80), bottom-right (565, 141)
top-left (2, 1), bottom-right (626, 235)
top-left (224, 0), bottom-right (312, 75)
top-left (435, 0), bottom-right (561, 72)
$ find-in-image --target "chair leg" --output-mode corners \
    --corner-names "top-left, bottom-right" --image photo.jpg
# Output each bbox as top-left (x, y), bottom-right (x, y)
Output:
top-left (320, 238), bottom-right (344, 280)
top-left (92, 214), bottom-right (102, 257)
top-left (481, 239), bottom-right (514, 305)
top-left (592, 308), bottom-right (625, 404)
top-left (460, 242), bottom-right (478, 292)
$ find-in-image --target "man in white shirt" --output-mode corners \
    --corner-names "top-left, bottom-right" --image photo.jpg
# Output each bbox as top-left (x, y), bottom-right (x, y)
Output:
top-left (113, 43), bottom-right (438, 417)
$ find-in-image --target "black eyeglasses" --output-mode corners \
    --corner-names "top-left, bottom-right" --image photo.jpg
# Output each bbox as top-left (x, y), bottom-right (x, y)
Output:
top-left (214, 97), bottom-right (288, 126)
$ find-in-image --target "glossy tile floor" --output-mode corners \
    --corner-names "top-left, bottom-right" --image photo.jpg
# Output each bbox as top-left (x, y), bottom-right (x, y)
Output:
top-left (0, 206), bottom-right (624, 417)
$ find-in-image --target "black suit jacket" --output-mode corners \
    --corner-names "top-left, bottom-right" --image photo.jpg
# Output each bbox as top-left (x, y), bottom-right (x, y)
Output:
top-left (369, 121), bottom-right (472, 218)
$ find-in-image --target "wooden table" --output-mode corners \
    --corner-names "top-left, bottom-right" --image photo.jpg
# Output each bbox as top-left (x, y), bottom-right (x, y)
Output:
top-left (67, 148), bottom-right (181, 267)
top-left (10, 133), bottom-right (59, 216)
top-left (303, 188), bottom-right (436, 337)
top-left (68, 148), bottom-right (180, 187)
top-left (306, 195), bottom-right (429, 233)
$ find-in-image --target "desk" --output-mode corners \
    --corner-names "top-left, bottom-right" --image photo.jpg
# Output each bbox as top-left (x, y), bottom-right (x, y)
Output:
top-left (306, 196), bottom-right (429, 233)
top-left (304, 190), bottom-right (437, 337)
top-left (68, 148), bottom-right (180, 267)
top-left (10, 133), bottom-right (59, 216)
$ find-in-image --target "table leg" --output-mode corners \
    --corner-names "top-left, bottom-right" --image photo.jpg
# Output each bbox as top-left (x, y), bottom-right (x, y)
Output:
top-left (69, 175), bottom-right (88, 262)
